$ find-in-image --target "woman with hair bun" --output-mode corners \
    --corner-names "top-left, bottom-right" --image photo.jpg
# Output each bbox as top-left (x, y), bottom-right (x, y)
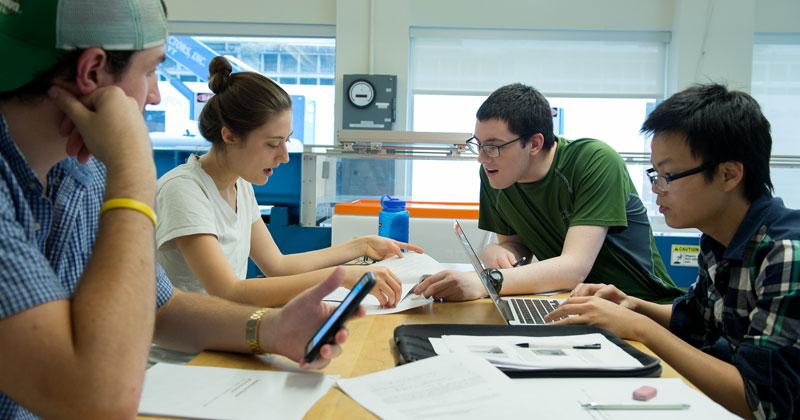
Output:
top-left (155, 56), bottom-right (422, 309)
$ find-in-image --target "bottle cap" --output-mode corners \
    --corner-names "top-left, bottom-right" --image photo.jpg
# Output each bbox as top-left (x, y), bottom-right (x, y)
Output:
top-left (380, 194), bottom-right (406, 210)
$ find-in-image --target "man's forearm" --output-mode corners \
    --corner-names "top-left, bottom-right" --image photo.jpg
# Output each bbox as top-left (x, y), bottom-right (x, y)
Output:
top-left (154, 291), bottom-right (253, 354)
top-left (630, 298), bottom-right (673, 328)
top-left (69, 169), bottom-right (157, 397)
top-left (636, 321), bottom-right (752, 418)
top-left (501, 255), bottom-right (586, 294)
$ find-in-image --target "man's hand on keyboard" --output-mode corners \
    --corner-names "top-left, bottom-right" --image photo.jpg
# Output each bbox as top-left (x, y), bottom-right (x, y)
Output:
top-left (543, 295), bottom-right (648, 340)
top-left (570, 283), bottom-right (637, 311)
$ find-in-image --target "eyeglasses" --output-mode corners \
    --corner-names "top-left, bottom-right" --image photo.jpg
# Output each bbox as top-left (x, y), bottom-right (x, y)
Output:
top-left (465, 136), bottom-right (523, 158)
top-left (646, 162), bottom-right (716, 192)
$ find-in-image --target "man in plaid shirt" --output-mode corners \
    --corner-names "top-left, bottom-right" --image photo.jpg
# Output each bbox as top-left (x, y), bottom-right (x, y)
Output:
top-left (547, 83), bottom-right (800, 419)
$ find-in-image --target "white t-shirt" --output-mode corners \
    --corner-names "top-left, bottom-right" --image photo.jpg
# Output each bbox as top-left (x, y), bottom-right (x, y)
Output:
top-left (155, 154), bottom-right (262, 293)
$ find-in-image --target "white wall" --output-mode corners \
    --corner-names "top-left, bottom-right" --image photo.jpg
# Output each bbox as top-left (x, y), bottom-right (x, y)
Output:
top-left (165, 0), bottom-right (800, 136)
top-left (756, 0), bottom-right (800, 32)
top-left (167, 0), bottom-right (335, 25)
top-left (668, 0), bottom-right (755, 94)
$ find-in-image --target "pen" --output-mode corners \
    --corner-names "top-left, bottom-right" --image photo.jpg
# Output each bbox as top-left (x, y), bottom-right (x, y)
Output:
top-left (414, 275), bottom-right (430, 294)
top-left (515, 342), bottom-right (601, 350)
top-left (415, 275), bottom-right (444, 303)
top-left (513, 256), bottom-right (527, 267)
top-left (581, 402), bottom-right (690, 410)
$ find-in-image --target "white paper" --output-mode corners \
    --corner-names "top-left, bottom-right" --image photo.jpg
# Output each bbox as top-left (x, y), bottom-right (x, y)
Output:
top-left (436, 334), bottom-right (643, 370)
top-left (366, 290), bottom-right (433, 314)
top-left (139, 364), bottom-right (336, 420)
top-left (324, 283), bottom-right (433, 314)
top-left (324, 253), bottom-right (446, 314)
top-left (337, 353), bottom-right (531, 419)
top-left (371, 252), bottom-right (449, 284)
top-left (512, 377), bottom-right (738, 419)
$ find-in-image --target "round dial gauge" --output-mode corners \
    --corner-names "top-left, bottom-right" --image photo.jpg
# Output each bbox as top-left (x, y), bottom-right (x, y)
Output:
top-left (348, 80), bottom-right (375, 108)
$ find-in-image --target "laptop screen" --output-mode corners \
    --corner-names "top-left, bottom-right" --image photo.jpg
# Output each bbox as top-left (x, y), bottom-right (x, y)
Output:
top-left (453, 220), bottom-right (502, 302)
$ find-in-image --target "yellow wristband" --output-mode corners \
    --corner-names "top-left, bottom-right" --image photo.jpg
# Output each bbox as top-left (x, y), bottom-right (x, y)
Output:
top-left (100, 198), bottom-right (157, 227)
top-left (245, 308), bottom-right (270, 355)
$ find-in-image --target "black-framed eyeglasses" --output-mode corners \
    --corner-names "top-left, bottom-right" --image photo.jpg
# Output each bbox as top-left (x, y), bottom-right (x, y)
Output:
top-left (465, 136), bottom-right (523, 158)
top-left (646, 162), bottom-right (716, 192)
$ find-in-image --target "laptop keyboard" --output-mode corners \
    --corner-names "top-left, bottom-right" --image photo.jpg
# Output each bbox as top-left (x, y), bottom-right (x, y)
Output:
top-left (510, 298), bottom-right (561, 324)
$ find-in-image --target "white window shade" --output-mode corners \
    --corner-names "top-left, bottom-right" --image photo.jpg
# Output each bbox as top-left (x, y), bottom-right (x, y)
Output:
top-left (752, 42), bottom-right (800, 96)
top-left (751, 35), bottom-right (800, 207)
top-left (411, 29), bottom-right (668, 98)
top-left (752, 38), bottom-right (800, 155)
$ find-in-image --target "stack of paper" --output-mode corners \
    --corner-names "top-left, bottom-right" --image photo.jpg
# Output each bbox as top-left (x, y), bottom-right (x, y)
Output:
top-left (138, 364), bottom-right (336, 420)
top-left (325, 252), bottom-right (446, 314)
top-left (430, 333), bottom-right (644, 370)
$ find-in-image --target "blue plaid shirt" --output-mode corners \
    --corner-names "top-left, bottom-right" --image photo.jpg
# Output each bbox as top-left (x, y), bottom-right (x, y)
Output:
top-left (0, 114), bottom-right (174, 419)
top-left (670, 194), bottom-right (800, 419)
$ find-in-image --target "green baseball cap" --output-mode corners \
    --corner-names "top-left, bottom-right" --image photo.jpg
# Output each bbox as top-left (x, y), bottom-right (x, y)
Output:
top-left (0, 0), bottom-right (167, 92)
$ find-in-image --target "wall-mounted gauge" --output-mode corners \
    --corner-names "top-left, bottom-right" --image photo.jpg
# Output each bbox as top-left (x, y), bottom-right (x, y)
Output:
top-left (347, 79), bottom-right (376, 108)
top-left (342, 74), bottom-right (396, 130)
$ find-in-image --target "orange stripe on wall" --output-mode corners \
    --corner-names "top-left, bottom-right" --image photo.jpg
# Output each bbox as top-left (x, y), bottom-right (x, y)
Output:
top-left (334, 200), bottom-right (479, 219)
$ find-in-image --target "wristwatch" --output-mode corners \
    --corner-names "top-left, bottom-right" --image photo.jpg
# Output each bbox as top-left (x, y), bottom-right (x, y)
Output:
top-left (482, 268), bottom-right (503, 294)
top-left (246, 308), bottom-right (270, 355)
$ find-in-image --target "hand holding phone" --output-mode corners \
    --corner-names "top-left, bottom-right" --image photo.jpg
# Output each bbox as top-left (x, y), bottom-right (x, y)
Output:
top-left (303, 272), bottom-right (376, 363)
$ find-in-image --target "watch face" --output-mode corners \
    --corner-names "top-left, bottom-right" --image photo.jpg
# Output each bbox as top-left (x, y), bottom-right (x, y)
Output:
top-left (488, 269), bottom-right (503, 291)
top-left (348, 80), bottom-right (375, 108)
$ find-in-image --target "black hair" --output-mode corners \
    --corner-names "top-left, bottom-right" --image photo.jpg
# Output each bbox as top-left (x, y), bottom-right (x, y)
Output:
top-left (476, 83), bottom-right (555, 149)
top-left (641, 83), bottom-right (773, 202)
top-left (198, 56), bottom-right (292, 145)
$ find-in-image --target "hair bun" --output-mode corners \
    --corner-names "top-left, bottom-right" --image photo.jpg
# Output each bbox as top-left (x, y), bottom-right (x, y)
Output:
top-left (208, 56), bottom-right (233, 94)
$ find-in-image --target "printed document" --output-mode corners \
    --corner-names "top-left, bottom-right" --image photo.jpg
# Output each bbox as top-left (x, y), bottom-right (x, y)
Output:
top-left (138, 364), bottom-right (336, 420)
top-left (337, 353), bottom-right (530, 419)
top-left (434, 333), bottom-right (643, 370)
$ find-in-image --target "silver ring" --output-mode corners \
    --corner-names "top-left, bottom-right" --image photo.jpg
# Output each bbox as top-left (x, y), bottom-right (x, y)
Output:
top-left (437, 297), bottom-right (445, 303)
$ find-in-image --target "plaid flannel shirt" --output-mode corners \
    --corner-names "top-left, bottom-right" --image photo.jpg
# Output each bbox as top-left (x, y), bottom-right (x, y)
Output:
top-left (670, 194), bottom-right (800, 419)
top-left (0, 114), bottom-right (174, 419)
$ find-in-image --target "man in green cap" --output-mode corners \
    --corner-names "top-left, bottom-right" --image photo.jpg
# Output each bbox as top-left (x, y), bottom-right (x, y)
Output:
top-left (0, 1), bottom-right (357, 418)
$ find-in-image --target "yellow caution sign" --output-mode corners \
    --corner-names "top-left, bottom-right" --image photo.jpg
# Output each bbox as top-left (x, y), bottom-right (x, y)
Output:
top-left (670, 244), bottom-right (700, 267)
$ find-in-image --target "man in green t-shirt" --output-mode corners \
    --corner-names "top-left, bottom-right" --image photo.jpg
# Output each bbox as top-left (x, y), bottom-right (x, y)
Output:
top-left (415, 83), bottom-right (682, 303)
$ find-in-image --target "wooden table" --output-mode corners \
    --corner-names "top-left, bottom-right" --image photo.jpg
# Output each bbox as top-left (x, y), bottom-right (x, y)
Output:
top-left (141, 297), bottom-right (689, 419)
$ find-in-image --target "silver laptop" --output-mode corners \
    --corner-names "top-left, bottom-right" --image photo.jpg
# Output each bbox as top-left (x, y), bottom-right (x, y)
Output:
top-left (454, 220), bottom-right (562, 325)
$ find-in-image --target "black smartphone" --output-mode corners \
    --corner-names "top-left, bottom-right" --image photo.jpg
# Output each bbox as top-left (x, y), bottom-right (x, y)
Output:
top-left (303, 271), bottom-right (376, 363)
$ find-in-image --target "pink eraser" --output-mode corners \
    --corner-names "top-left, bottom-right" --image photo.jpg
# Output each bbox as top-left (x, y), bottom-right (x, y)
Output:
top-left (632, 385), bottom-right (657, 401)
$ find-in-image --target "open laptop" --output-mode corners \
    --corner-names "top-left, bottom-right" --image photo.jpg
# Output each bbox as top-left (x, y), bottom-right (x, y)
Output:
top-left (454, 220), bottom-right (562, 325)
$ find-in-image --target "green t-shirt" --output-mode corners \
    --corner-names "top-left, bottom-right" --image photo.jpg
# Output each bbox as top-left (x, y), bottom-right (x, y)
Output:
top-left (479, 137), bottom-right (683, 303)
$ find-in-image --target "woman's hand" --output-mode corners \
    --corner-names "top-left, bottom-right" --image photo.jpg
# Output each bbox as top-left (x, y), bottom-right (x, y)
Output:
top-left (360, 235), bottom-right (424, 260)
top-left (343, 265), bottom-right (403, 307)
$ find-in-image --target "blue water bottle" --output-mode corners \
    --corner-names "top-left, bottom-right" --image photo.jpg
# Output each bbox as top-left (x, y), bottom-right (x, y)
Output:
top-left (378, 194), bottom-right (409, 243)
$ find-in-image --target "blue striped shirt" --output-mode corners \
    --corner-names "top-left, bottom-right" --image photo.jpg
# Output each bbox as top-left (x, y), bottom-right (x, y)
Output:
top-left (0, 114), bottom-right (173, 419)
